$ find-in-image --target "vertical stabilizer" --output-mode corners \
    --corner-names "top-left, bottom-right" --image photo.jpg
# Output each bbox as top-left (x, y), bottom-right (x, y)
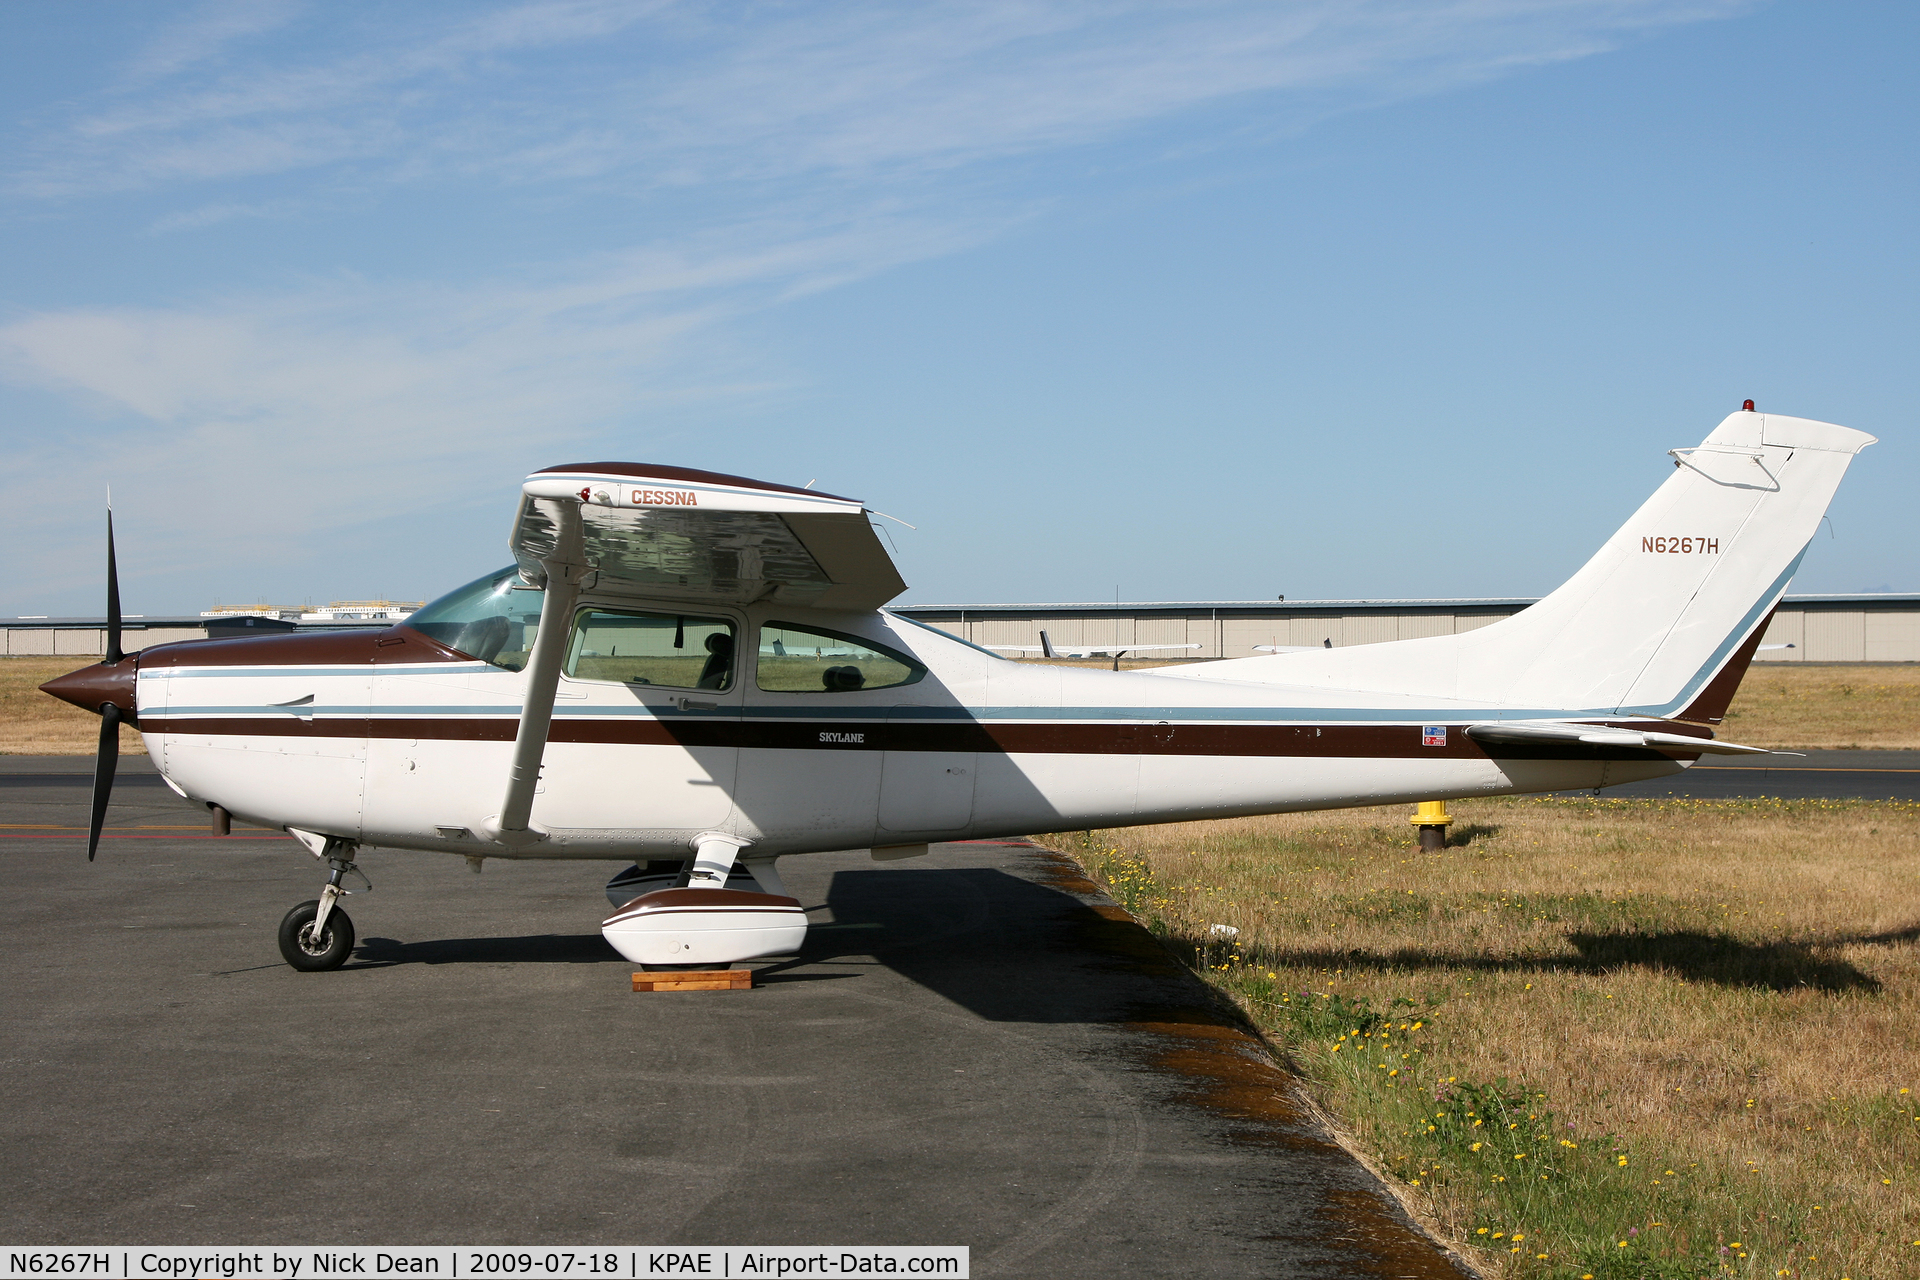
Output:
top-left (1164, 410), bottom-right (1876, 715)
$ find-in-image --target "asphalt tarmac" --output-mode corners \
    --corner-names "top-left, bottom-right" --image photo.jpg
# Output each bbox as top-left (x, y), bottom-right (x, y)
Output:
top-left (6, 748), bottom-right (1906, 1268)
top-left (1, 759), bottom-right (1469, 1278)
top-left (1565, 750), bottom-right (1920, 801)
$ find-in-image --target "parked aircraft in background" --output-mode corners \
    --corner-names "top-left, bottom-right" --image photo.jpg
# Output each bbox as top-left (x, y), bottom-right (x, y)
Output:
top-left (43, 405), bottom-right (1873, 972)
top-left (985, 630), bottom-right (1200, 668)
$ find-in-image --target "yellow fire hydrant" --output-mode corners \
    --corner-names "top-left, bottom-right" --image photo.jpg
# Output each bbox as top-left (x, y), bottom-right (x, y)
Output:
top-left (1410, 799), bottom-right (1452, 852)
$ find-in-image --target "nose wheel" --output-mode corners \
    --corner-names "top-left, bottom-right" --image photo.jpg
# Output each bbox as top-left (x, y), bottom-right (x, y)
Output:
top-left (277, 838), bottom-right (367, 971)
top-left (278, 899), bottom-right (356, 970)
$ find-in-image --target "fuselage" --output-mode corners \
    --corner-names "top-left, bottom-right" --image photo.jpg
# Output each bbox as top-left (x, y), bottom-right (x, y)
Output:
top-left (131, 598), bottom-right (1687, 860)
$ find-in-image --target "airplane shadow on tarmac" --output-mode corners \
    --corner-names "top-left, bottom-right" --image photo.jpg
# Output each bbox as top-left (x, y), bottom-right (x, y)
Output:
top-left (342, 863), bottom-right (1896, 1000)
top-left (350, 933), bottom-right (622, 966)
top-left (341, 863), bottom-right (1224, 1027)
top-left (785, 866), bottom-right (1207, 1024)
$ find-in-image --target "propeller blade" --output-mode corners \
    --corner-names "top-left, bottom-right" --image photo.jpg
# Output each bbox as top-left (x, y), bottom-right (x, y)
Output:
top-left (104, 508), bottom-right (123, 665)
top-left (87, 703), bottom-right (121, 862)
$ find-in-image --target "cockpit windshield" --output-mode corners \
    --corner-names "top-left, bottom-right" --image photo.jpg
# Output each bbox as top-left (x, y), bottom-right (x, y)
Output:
top-left (405, 566), bottom-right (543, 670)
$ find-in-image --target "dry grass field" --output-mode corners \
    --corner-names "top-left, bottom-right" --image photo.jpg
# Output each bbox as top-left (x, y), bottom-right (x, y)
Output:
top-left (1040, 798), bottom-right (1920, 1279)
top-left (1716, 664), bottom-right (1920, 750)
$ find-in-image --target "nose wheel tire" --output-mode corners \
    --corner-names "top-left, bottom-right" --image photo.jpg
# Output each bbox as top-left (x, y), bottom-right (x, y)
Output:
top-left (277, 899), bottom-right (356, 971)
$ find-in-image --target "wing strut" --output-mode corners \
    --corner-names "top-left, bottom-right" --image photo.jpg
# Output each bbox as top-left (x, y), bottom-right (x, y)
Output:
top-left (483, 497), bottom-right (591, 847)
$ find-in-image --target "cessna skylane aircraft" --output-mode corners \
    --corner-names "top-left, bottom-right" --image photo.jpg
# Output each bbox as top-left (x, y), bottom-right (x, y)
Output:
top-left (43, 405), bottom-right (1873, 972)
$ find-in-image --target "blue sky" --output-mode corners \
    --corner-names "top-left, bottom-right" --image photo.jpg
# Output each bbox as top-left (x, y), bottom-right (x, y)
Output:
top-left (2, 0), bottom-right (1912, 617)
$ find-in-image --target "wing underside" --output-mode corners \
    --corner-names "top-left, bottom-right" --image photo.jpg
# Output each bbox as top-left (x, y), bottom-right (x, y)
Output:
top-left (514, 464), bottom-right (905, 611)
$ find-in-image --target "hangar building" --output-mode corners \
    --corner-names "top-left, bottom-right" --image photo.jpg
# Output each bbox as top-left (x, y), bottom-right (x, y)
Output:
top-left (6, 594), bottom-right (1915, 662)
top-left (889, 594), bottom-right (1920, 663)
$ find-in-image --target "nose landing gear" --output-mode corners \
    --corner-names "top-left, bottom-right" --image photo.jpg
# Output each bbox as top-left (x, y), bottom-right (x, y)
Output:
top-left (277, 838), bottom-right (369, 971)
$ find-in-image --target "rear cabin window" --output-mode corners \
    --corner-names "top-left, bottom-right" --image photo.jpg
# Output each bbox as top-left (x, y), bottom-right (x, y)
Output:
top-left (756, 623), bottom-right (925, 693)
top-left (566, 609), bottom-right (736, 690)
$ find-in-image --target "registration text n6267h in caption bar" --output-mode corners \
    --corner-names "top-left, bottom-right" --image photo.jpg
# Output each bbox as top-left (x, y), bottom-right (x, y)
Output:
top-left (3, 1250), bottom-right (967, 1279)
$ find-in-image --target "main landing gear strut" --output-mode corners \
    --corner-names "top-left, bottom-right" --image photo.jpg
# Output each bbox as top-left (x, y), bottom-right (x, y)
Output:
top-left (278, 837), bottom-right (368, 971)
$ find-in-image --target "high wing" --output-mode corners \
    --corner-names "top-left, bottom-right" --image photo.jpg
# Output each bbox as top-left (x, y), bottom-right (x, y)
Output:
top-left (485, 462), bottom-right (905, 846)
top-left (513, 463), bottom-right (905, 611)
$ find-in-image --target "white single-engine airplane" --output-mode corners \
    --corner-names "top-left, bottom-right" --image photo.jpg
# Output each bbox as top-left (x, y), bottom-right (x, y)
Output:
top-left (43, 405), bottom-right (1873, 972)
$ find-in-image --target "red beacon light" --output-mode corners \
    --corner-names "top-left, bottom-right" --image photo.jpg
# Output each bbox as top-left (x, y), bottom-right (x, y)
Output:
top-left (1742, 399), bottom-right (1756, 412)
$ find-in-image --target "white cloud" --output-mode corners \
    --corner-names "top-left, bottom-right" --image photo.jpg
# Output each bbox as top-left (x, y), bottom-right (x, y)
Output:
top-left (122, 0), bottom-right (307, 85)
top-left (14, 1), bottom-right (1751, 198)
top-left (0, 207), bottom-right (998, 599)
top-left (144, 198), bottom-right (295, 233)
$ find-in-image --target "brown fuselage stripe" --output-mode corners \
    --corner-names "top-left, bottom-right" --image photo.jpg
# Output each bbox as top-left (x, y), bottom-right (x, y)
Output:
top-left (146, 716), bottom-right (1687, 762)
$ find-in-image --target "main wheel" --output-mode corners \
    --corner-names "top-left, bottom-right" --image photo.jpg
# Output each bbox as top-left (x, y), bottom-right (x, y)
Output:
top-left (277, 900), bottom-right (356, 971)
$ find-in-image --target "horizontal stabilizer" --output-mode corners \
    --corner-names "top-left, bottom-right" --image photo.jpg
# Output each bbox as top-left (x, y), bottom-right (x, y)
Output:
top-left (1465, 721), bottom-right (1783, 756)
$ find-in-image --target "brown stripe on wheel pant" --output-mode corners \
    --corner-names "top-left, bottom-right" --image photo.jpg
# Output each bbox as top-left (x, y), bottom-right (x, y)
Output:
top-left (146, 717), bottom-right (1686, 762)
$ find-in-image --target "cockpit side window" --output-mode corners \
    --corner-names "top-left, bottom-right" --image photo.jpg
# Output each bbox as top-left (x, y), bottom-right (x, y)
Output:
top-left (566, 608), bottom-right (736, 690)
top-left (756, 622), bottom-right (925, 692)
top-left (405, 566), bottom-right (542, 670)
